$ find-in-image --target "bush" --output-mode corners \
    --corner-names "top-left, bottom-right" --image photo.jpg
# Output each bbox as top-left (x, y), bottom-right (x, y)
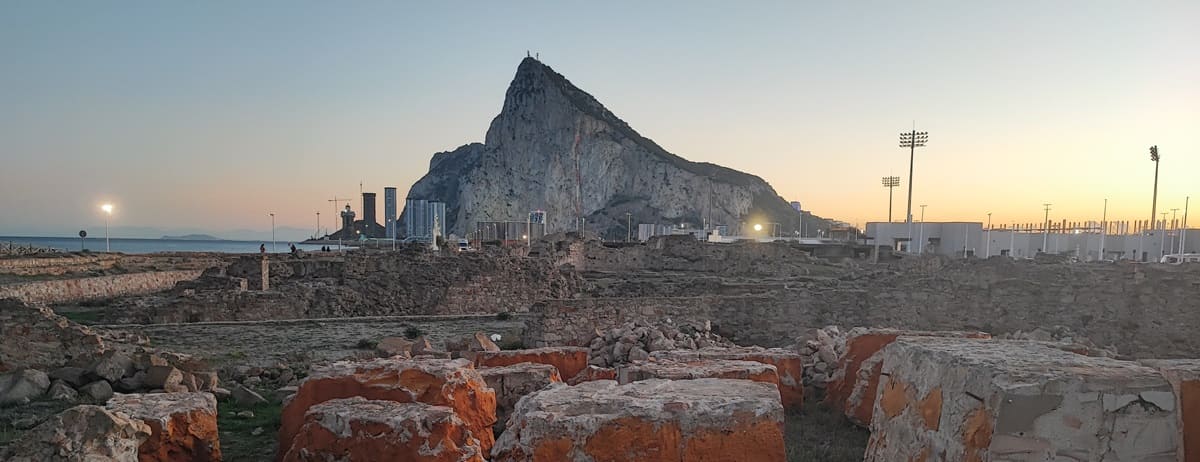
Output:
top-left (403, 326), bottom-right (425, 339)
top-left (355, 338), bottom-right (377, 350)
top-left (496, 311), bottom-right (513, 321)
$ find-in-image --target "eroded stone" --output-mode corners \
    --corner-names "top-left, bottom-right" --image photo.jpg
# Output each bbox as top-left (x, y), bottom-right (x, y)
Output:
top-left (473, 347), bottom-right (588, 382)
top-left (479, 363), bottom-right (561, 434)
top-left (281, 397), bottom-right (484, 462)
top-left (107, 392), bottom-right (221, 461)
top-left (650, 347), bottom-right (803, 410)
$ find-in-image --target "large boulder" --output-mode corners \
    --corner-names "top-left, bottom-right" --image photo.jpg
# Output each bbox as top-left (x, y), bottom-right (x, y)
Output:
top-left (650, 347), bottom-right (803, 410)
top-left (1140, 359), bottom-right (1200, 462)
top-left (0, 405), bottom-right (151, 462)
top-left (0, 368), bottom-right (51, 405)
top-left (281, 397), bottom-right (485, 462)
top-left (824, 328), bottom-right (990, 427)
top-left (479, 363), bottom-right (561, 434)
top-left (617, 359), bottom-right (780, 399)
top-left (0, 298), bottom-right (106, 373)
top-left (492, 379), bottom-right (785, 461)
top-left (107, 392), bottom-right (221, 462)
top-left (90, 350), bottom-right (135, 383)
top-left (374, 337), bottom-right (412, 358)
top-left (279, 357), bottom-right (497, 457)
top-left (473, 347), bottom-right (588, 381)
top-left (865, 337), bottom-right (1178, 462)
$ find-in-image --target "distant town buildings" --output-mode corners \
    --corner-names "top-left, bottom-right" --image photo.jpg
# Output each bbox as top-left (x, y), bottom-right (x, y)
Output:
top-left (384, 187), bottom-right (397, 239)
top-left (404, 199), bottom-right (447, 242)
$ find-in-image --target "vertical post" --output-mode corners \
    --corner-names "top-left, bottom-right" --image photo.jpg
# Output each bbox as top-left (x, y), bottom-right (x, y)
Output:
top-left (261, 255), bottom-right (270, 291)
top-left (1150, 146), bottom-right (1160, 234)
top-left (918, 205), bottom-right (926, 255)
top-left (1100, 199), bottom-right (1107, 260)
top-left (1010, 224), bottom-right (1016, 258)
top-left (1181, 196), bottom-right (1190, 254)
top-left (1160, 212), bottom-right (1168, 260)
top-left (1042, 204), bottom-right (1051, 253)
top-left (906, 131), bottom-right (915, 240)
top-left (105, 216), bottom-right (110, 253)
top-left (963, 225), bottom-right (969, 259)
top-left (985, 212), bottom-right (992, 258)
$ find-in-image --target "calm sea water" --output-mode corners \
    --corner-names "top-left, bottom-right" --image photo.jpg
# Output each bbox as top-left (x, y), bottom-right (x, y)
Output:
top-left (0, 236), bottom-right (326, 254)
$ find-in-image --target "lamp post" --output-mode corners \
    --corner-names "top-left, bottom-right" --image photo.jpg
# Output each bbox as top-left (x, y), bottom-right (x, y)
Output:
top-left (626, 212), bottom-right (632, 242)
top-left (1149, 145), bottom-right (1161, 238)
top-left (269, 213), bottom-right (276, 252)
top-left (1042, 203), bottom-right (1052, 254)
top-left (1161, 211), bottom-right (1169, 259)
top-left (100, 204), bottom-right (114, 252)
top-left (1171, 208), bottom-right (1180, 254)
top-left (316, 212), bottom-right (321, 240)
top-left (985, 212), bottom-right (992, 258)
top-left (899, 130), bottom-right (929, 242)
top-left (881, 176), bottom-right (900, 222)
top-left (1099, 199), bottom-right (1107, 261)
top-left (1181, 197), bottom-right (1190, 254)
top-left (918, 205), bottom-right (926, 254)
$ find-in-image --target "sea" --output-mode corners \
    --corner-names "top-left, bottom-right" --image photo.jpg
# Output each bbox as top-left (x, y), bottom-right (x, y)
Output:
top-left (0, 236), bottom-right (327, 254)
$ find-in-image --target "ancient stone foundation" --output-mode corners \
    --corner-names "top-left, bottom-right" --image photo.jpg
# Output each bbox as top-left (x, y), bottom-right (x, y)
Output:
top-left (280, 397), bottom-right (485, 462)
top-left (1141, 359), bottom-right (1200, 462)
top-left (472, 347), bottom-right (588, 381)
top-left (479, 363), bottom-right (561, 434)
top-left (824, 328), bottom-right (991, 427)
top-left (106, 392), bottom-right (221, 462)
top-left (0, 405), bottom-right (151, 461)
top-left (491, 379), bottom-right (786, 461)
top-left (650, 347), bottom-right (803, 410)
top-left (278, 357), bottom-right (497, 457)
top-left (617, 359), bottom-right (780, 396)
top-left (866, 337), bottom-right (1179, 462)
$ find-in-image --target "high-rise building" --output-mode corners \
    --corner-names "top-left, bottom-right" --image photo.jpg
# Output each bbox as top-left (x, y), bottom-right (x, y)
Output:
top-left (384, 187), bottom-right (397, 239)
top-left (403, 199), bottom-right (447, 241)
top-left (362, 193), bottom-right (377, 228)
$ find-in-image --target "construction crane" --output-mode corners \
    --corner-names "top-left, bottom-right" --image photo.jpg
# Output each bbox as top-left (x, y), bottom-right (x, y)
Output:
top-left (327, 197), bottom-right (352, 235)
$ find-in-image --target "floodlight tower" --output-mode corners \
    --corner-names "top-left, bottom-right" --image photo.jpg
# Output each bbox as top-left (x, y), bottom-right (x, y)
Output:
top-left (899, 129), bottom-right (929, 240)
top-left (1149, 145), bottom-right (1160, 232)
top-left (881, 176), bottom-right (900, 222)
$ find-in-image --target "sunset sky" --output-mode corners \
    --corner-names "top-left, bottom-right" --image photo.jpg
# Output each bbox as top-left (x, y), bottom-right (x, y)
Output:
top-left (2, 1), bottom-right (1197, 238)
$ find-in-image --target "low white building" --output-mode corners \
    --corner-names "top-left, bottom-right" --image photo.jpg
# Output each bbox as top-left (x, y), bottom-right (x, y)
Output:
top-left (869, 221), bottom-right (1200, 261)
top-left (867, 222), bottom-right (983, 257)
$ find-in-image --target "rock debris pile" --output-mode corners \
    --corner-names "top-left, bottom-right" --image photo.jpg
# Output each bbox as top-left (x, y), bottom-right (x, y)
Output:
top-left (584, 320), bottom-right (735, 368)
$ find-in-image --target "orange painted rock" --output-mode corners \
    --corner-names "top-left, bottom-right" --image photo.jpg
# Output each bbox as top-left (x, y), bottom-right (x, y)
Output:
top-left (278, 357), bottom-right (496, 458)
top-left (866, 337), bottom-right (1178, 462)
top-left (1140, 359), bottom-right (1200, 462)
top-left (492, 379), bottom-right (785, 462)
top-left (280, 397), bottom-right (485, 462)
top-left (617, 359), bottom-right (780, 398)
top-left (650, 347), bottom-right (803, 410)
top-left (106, 392), bottom-right (221, 462)
top-left (566, 366), bottom-right (616, 385)
top-left (479, 363), bottom-right (561, 434)
top-left (825, 329), bottom-right (990, 427)
top-left (473, 347), bottom-right (588, 381)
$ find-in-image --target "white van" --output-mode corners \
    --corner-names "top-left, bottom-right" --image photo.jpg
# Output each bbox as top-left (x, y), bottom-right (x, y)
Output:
top-left (1160, 253), bottom-right (1200, 264)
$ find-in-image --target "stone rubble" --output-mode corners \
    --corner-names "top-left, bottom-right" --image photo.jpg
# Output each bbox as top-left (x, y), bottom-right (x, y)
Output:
top-left (491, 379), bottom-right (786, 461)
top-left (616, 359), bottom-right (781, 400)
top-left (280, 397), bottom-right (485, 462)
top-left (865, 337), bottom-right (1179, 462)
top-left (0, 369), bottom-right (51, 406)
top-left (107, 392), bottom-right (221, 461)
top-left (0, 405), bottom-right (151, 462)
top-left (649, 347), bottom-right (804, 410)
top-left (584, 320), bottom-right (735, 368)
top-left (472, 347), bottom-right (588, 382)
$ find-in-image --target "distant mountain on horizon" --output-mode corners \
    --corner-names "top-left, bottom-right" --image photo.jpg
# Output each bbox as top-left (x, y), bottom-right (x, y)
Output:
top-left (161, 234), bottom-right (223, 241)
top-left (0, 226), bottom-right (315, 242)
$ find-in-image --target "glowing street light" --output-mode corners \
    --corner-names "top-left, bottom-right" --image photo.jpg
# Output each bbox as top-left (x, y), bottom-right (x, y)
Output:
top-left (100, 203), bottom-right (114, 252)
top-left (753, 224), bottom-right (763, 232)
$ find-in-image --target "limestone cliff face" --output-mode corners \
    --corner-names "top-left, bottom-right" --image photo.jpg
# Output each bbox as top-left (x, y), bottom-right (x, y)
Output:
top-left (405, 58), bottom-right (825, 238)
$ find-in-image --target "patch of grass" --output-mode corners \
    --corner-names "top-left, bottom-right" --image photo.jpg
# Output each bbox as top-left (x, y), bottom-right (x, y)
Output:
top-left (217, 397), bottom-right (283, 461)
top-left (58, 310), bottom-right (103, 325)
top-left (785, 402), bottom-right (869, 462)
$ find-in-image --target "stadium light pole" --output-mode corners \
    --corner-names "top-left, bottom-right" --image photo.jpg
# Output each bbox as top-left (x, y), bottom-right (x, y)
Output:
top-left (1149, 145), bottom-right (1160, 235)
top-left (881, 176), bottom-right (900, 223)
top-left (1042, 203), bottom-right (1052, 253)
top-left (899, 129), bottom-right (929, 242)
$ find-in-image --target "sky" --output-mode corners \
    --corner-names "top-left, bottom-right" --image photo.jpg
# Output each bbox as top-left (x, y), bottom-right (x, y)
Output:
top-left (1, 1), bottom-right (1198, 239)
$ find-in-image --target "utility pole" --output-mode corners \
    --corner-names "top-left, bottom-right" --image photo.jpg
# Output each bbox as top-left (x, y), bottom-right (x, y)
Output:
top-left (269, 212), bottom-right (276, 252)
top-left (1099, 199), bottom-right (1107, 261)
top-left (626, 212), bottom-right (632, 242)
top-left (1149, 145), bottom-right (1160, 235)
top-left (881, 176), bottom-right (900, 222)
top-left (1171, 208), bottom-right (1180, 255)
top-left (899, 129), bottom-right (929, 242)
top-left (316, 212), bottom-right (320, 239)
top-left (1042, 203), bottom-right (1052, 253)
top-left (918, 205), bottom-right (927, 254)
top-left (1161, 211), bottom-right (1169, 259)
top-left (1182, 197), bottom-right (1190, 254)
top-left (1010, 223), bottom-right (1016, 258)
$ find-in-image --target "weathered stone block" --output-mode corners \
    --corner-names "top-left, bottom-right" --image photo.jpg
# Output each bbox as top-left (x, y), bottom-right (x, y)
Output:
top-left (650, 347), bottom-right (803, 410)
top-left (144, 365), bottom-right (183, 389)
top-left (492, 379), bottom-right (785, 461)
top-left (617, 359), bottom-right (781, 399)
top-left (374, 336), bottom-right (412, 358)
top-left (0, 405), bottom-right (151, 462)
top-left (479, 363), bottom-right (561, 434)
top-left (107, 392), bottom-right (221, 461)
top-left (0, 368), bottom-right (50, 405)
top-left (473, 347), bottom-right (588, 381)
top-left (825, 329), bottom-right (990, 427)
top-left (566, 365), bottom-right (616, 385)
top-left (281, 397), bottom-right (485, 462)
top-left (278, 357), bottom-right (497, 457)
top-left (1141, 359), bottom-right (1200, 462)
top-left (866, 338), bottom-right (1178, 462)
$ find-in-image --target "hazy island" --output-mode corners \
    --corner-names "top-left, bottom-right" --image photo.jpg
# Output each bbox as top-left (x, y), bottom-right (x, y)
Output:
top-left (160, 234), bottom-right (223, 241)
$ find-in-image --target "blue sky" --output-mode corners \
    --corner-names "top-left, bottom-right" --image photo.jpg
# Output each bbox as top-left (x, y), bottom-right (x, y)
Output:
top-left (2, 1), bottom-right (1197, 237)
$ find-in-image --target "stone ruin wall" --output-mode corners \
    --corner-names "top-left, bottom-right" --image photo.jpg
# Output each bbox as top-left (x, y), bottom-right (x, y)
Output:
top-left (0, 270), bottom-right (204, 305)
top-left (526, 262), bottom-right (1200, 359)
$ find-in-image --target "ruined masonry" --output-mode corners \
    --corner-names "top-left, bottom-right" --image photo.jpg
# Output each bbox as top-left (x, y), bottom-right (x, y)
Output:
top-left (865, 337), bottom-right (1179, 462)
top-left (106, 392), bottom-right (221, 461)
top-left (491, 379), bottom-right (786, 462)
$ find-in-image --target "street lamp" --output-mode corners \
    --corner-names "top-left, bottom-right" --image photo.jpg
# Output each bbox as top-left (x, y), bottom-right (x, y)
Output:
top-left (753, 224), bottom-right (763, 232)
top-left (269, 213), bottom-right (276, 252)
top-left (1149, 146), bottom-right (1161, 237)
top-left (1161, 211), bottom-right (1169, 259)
top-left (100, 204), bottom-right (114, 252)
top-left (881, 176), bottom-right (900, 222)
top-left (899, 129), bottom-right (929, 240)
